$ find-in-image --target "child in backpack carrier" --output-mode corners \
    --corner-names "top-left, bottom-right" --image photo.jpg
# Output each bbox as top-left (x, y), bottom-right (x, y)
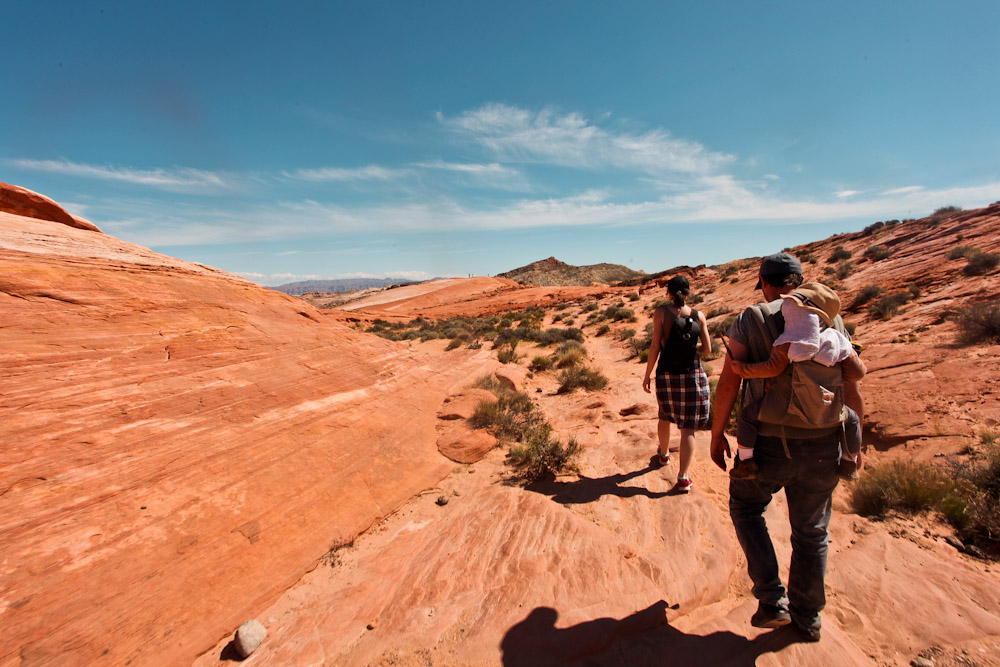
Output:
top-left (727, 282), bottom-right (865, 481)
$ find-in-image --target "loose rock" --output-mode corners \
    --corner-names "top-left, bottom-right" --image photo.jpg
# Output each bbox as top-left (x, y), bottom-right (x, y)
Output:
top-left (234, 619), bottom-right (266, 658)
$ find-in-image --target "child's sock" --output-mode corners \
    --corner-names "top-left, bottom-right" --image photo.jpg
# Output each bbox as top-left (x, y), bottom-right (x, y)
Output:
top-left (738, 446), bottom-right (754, 461)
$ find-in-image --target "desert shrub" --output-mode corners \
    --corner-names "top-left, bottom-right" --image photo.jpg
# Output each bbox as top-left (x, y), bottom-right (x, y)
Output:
top-left (689, 292), bottom-right (705, 305)
top-left (552, 313), bottom-right (564, 322)
top-left (844, 322), bottom-right (857, 337)
top-left (964, 251), bottom-right (1000, 276)
top-left (862, 221), bottom-right (885, 236)
top-left (946, 245), bottom-right (978, 260)
top-left (933, 205), bottom-right (963, 216)
top-left (469, 389), bottom-right (538, 441)
top-left (849, 460), bottom-right (954, 517)
top-left (864, 245), bottom-right (892, 261)
top-left (497, 343), bottom-right (520, 364)
top-left (618, 327), bottom-right (637, 341)
top-left (852, 285), bottom-right (883, 309)
top-left (596, 324), bottom-right (611, 336)
top-left (707, 377), bottom-right (742, 434)
top-left (628, 293), bottom-right (640, 302)
top-left (554, 346), bottom-right (587, 369)
top-left (604, 305), bottom-right (636, 322)
top-left (529, 356), bottom-right (553, 372)
top-left (851, 447), bottom-right (1000, 555)
top-left (828, 246), bottom-right (852, 263)
top-left (557, 366), bottom-right (609, 393)
top-left (834, 259), bottom-right (855, 280)
top-left (506, 423), bottom-right (580, 482)
top-left (446, 338), bottom-right (464, 351)
top-left (955, 302), bottom-right (1000, 346)
top-left (705, 306), bottom-right (733, 319)
top-left (584, 302), bottom-right (599, 312)
top-left (710, 315), bottom-right (738, 337)
top-left (868, 292), bottom-right (910, 320)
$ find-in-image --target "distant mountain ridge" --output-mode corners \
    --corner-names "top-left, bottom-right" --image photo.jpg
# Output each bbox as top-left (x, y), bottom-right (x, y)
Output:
top-left (497, 256), bottom-right (643, 286)
top-left (272, 277), bottom-right (416, 295)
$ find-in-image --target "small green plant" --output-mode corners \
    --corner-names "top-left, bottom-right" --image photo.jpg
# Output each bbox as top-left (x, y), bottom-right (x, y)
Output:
top-left (618, 328), bottom-right (636, 341)
top-left (628, 293), bottom-right (640, 302)
top-left (556, 366), bottom-right (609, 393)
top-left (529, 356), bottom-right (553, 372)
top-left (849, 460), bottom-right (954, 517)
top-left (705, 306), bottom-right (733, 319)
top-left (446, 338), bottom-right (464, 351)
top-left (955, 302), bottom-right (1000, 345)
top-left (596, 324), bottom-right (611, 336)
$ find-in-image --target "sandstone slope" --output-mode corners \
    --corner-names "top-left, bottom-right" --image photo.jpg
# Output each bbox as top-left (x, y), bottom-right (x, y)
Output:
top-left (0, 200), bottom-right (500, 665)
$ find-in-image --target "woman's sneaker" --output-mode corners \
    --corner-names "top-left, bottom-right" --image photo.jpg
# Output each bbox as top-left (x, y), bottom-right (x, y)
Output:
top-left (655, 450), bottom-right (670, 467)
top-left (675, 476), bottom-right (693, 493)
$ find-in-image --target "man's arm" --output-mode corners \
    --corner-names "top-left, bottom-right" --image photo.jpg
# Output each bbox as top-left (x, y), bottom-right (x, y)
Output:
top-left (710, 337), bottom-right (748, 471)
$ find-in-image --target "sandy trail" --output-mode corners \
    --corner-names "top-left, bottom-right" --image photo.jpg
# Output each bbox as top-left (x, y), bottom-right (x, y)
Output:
top-left (196, 292), bottom-right (1000, 666)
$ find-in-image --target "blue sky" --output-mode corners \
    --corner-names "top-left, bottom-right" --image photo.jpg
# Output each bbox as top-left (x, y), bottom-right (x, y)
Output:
top-left (3, 1), bottom-right (999, 286)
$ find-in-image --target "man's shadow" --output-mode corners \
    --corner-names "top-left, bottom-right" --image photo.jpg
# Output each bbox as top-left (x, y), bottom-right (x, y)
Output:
top-left (500, 602), bottom-right (804, 666)
top-left (524, 458), bottom-right (686, 505)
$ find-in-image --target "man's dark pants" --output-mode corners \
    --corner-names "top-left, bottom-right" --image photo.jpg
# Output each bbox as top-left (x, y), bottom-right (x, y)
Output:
top-left (729, 432), bottom-right (840, 631)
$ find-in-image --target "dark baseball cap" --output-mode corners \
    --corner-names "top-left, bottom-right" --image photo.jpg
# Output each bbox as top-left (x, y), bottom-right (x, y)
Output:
top-left (755, 253), bottom-right (803, 289)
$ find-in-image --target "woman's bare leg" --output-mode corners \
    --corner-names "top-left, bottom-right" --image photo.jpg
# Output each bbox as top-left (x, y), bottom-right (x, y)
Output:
top-left (657, 419), bottom-right (671, 460)
top-left (678, 428), bottom-right (696, 479)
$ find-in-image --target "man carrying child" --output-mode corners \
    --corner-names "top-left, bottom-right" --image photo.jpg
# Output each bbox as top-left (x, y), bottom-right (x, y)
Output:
top-left (710, 253), bottom-right (866, 643)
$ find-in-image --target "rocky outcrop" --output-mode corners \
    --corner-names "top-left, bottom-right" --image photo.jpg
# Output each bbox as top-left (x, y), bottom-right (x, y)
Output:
top-left (498, 256), bottom-right (643, 286)
top-left (0, 207), bottom-right (496, 665)
top-left (0, 181), bottom-right (102, 232)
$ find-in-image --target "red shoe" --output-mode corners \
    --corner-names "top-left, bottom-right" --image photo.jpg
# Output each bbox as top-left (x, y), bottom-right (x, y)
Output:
top-left (656, 450), bottom-right (670, 466)
top-left (675, 476), bottom-right (693, 493)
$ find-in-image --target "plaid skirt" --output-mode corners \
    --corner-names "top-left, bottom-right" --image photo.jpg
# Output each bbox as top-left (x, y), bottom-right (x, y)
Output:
top-left (654, 361), bottom-right (710, 429)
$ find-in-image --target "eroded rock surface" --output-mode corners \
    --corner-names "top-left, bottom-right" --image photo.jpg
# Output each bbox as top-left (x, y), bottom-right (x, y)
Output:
top-left (0, 209), bottom-right (497, 665)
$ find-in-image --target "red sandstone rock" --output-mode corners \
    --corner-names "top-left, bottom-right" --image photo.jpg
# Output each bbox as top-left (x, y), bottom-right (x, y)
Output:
top-left (0, 181), bottom-right (101, 232)
top-left (0, 208), bottom-right (496, 665)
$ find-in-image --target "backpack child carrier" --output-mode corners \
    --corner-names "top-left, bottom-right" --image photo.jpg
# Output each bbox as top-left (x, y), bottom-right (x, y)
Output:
top-left (659, 309), bottom-right (701, 373)
top-left (746, 303), bottom-right (847, 432)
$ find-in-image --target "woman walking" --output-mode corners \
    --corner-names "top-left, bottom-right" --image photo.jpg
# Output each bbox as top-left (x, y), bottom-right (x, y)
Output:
top-left (641, 275), bottom-right (712, 492)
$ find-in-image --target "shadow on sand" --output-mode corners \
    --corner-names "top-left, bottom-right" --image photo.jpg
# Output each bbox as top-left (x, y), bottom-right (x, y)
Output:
top-left (524, 458), bottom-right (691, 504)
top-left (500, 602), bottom-right (804, 666)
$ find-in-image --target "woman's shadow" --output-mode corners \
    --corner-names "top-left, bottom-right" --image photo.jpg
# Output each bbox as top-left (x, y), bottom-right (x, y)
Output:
top-left (500, 602), bottom-right (802, 666)
top-left (523, 457), bottom-right (687, 505)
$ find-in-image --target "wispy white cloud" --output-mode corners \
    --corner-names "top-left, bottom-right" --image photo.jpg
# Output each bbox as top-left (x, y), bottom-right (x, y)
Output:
top-left (437, 103), bottom-right (733, 176)
top-left (284, 165), bottom-right (409, 182)
top-left (8, 158), bottom-right (234, 193)
top-left (835, 190), bottom-right (860, 198)
top-left (93, 179), bottom-right (1000, 249)
top-left (413, 160), bottom-right (519, 176)
top-left (882, 185), bottom-right (924, 195)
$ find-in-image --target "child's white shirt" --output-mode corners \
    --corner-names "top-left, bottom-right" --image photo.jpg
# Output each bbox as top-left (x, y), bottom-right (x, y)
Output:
top-left (774, 299), bottom-right (852, 366)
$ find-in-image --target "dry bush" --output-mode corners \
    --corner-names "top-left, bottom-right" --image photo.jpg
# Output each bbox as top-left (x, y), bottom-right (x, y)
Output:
top-left (964, 251), bottom-right (1000, 276)
top-left (557, 366), bottom-right (609, 393)
top-left (864, 245), bottom-right (892, 261)
top-left (507, 424), bottom-right (580, 482)
top-left (955, 302), bottom-right (1000, 346)
top-left (868, 292), bottom-right (910, 320)
top-left (852, 285), bottom-right (883, 309)
top-left (828, 246), bottom-right (852, 263)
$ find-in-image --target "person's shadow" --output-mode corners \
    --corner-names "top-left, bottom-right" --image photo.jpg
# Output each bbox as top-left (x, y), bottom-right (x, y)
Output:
top-left (524, 458), bottom-right (683, 504)
top-left (500, 602), bottom-right (803, 666)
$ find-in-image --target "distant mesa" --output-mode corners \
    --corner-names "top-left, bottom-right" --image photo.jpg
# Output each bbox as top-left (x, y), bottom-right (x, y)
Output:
top-left (271, 277), bottom-right (417, 295)
top-left (0, 181), bottom-right (102, 233)
top-left (498, 256), bottom-right (643, 286)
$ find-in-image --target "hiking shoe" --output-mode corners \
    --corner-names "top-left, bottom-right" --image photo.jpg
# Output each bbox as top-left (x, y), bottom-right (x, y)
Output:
top-left (674, 476), bottom-right (693, 493)
top-left (655, 450), bottom-right (670, 467)
top-left (730, 457), bottom-right (760, 480)
top-left (793, 622), bottom-right (821, 643)
top-left (838, 457), bottom-right (859, 481)
top-left (750, 602), bottom-right (791, 629)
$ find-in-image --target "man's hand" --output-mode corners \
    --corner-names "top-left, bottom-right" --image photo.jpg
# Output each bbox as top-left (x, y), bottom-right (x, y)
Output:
top-left (642, 375), bottom-right (652, 393)
top-left (710, 432), bottom-right (731, 471)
